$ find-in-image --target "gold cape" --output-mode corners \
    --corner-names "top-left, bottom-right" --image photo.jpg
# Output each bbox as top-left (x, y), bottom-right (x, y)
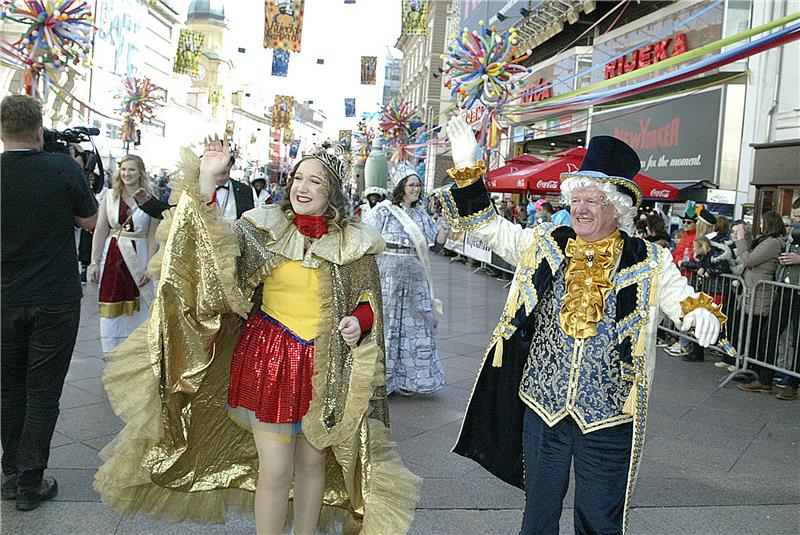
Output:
top-left (94, 150), bottom-right (421, 534)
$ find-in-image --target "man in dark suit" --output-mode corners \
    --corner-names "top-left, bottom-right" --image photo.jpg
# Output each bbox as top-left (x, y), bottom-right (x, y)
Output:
top-left (211, 155), bottom-right (254, 222)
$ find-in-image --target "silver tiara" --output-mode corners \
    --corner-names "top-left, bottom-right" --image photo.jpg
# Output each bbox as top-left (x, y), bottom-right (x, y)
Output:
top-left (304, 142), bottom-right (349, 183)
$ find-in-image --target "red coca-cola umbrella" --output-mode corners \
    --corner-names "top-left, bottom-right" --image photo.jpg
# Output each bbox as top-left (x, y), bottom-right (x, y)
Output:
top-left (486, 154), bottom-right (545, 193)
top-left (487, 148), bottom-right (680, 202)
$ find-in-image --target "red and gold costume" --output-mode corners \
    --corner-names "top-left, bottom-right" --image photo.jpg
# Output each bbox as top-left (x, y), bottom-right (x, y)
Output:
top-left (94, 150), bottom-right (420, 534)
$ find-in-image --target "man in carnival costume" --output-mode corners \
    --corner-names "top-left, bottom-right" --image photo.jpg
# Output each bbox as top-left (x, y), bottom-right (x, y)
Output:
top-left (94, 136), bottom-right (420, 534)
top-left (439, 116), bottom-right (732, 534)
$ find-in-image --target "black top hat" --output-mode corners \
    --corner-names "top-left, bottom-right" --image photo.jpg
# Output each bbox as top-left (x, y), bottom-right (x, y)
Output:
top-left (697, 208), bottom-right (717, 226)
top-left (560, 135), bottom-right (643, 207)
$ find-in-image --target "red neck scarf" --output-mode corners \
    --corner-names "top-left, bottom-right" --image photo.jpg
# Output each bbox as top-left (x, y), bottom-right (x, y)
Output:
top-left (293, 214), bottom-right (328, 239)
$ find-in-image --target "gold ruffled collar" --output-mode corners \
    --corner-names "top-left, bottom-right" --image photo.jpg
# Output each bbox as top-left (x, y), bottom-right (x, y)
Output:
top-left (560, 230), bottom-right (624, 339)
top-left (242, 205), bottom-right (385, 268)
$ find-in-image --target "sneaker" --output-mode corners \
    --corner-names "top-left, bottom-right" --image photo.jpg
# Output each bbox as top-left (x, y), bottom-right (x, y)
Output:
top-left (726, 365), bottom-right (736, 373)
top-left (666, 341), bottom-right (682, 353)
top-left (737, 380), bottom-right (772, 393)
top-left (656, 338), bottom-right (670, 348)
top-left (15, 477), bottom-right (58, 511)
top-left (776, 387), bottom-right (798, 401)
top-left (775, 375), bottom-right (792, 389)
top-left (666, 346), bottom-right (689, 357)
top-left (714, 361), bottom-right (729, 368)
top-left (1, 474), bottom-right (17, 500)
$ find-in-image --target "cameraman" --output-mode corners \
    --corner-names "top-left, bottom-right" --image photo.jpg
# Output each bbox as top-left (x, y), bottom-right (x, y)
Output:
top-left (0, 95), bottom-right (98, 511)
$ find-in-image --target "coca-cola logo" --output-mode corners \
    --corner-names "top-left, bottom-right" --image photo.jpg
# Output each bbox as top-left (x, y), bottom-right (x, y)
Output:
top-left (536, 179), bottom-right (559, 189)
top-left (649, 189), bottom-right (671, 198)
top-left (516, 179), bottom-right (526, 187)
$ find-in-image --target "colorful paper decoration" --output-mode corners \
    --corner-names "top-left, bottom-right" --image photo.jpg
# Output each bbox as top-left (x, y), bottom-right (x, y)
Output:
top-left (353, 122), bottom-right (375, 165)
top-left (271, 48), bottom-right (290, 77)
top-left (264, 0), bottom-right (305, 53)
top-left (380, 99), bottom-right (417, 152)
top-left (360, 56), bottom-right (377, 84)
top-left (344, 98), bottom-right (356, 117)
top-left (116, 76), bottom-right (160, 143)
top-left (1, 0), bottom-right (95, 96)
top-left (401, 0), bottom-right (428, 35)
top-left (173, 29), bottom-right (205, 77)
top-left (443, 21), bottom-right (530, 109)
top-left (273, 95), bottom-right (294, 128)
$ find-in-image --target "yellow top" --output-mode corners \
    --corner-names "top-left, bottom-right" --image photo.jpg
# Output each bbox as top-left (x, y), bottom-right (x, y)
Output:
top-left (261, 260), bottom-right (320, 341)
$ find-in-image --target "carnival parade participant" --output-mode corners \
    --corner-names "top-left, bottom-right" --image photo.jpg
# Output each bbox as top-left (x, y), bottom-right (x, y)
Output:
top-left (210, 153), bottom-right (255, 222)
top-left (364, 164), bottom-right (448, 395)
top-left (440, 115), bottom-right (728, 534)
top-left (357, 185), bottom-right (387, 220)
top-left (94, 136), bottom-right (420, 535)
top-left (251, 171), bottom-right (271, 208)
top-left (88, 155), bottom-right (159, 353)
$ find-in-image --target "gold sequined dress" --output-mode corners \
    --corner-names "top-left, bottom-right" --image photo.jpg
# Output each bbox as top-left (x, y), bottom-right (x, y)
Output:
top-left (93, 150), bottom-right (421, 534)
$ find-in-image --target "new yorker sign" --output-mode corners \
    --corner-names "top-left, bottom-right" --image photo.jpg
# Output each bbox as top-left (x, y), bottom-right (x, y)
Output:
top-left (591, 89), bottom-right (722, 184)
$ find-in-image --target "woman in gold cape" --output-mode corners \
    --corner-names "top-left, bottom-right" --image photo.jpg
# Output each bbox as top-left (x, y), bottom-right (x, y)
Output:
top-left (93, 141), bottom-right (421, 534)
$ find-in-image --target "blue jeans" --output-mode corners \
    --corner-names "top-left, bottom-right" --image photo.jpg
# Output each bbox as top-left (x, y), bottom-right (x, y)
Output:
top-left (521, 409), bottom-right (632, 535)
top-left (1, 303), bottom-right (80, 487)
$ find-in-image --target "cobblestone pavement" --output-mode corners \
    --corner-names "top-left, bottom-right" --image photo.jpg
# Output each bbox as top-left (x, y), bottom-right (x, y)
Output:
top-left (2, 254), bottom-right (798, 534)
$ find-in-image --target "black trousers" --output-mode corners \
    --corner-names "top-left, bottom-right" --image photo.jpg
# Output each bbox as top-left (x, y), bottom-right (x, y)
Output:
top-left (1, 303), bottom-right (80, 487)
top-left (521, 409), bottom-right (632, 535)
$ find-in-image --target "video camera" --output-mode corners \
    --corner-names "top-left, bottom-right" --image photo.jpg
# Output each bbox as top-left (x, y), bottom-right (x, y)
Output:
top-left (43, 126), bottom-right (105, 193)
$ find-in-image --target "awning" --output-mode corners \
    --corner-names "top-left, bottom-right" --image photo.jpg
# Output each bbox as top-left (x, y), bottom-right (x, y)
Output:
top-left (749, 139), bottom-right (800, 186)
top-left (486, 148), bottom-right (680, 201)
top-left (486, 154), bottom-right (545, 193)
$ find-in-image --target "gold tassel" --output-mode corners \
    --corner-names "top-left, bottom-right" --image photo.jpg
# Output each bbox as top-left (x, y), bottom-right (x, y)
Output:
top-left (622, 382), bottom-right (638, 415)
top-left (491, 339), bottom-right (503, 368)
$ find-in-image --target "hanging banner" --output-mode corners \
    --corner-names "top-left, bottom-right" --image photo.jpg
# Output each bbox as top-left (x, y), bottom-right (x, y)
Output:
top-left (271, 48), bottom-right (290, 77)
top-left (401, 0), bottom-right (428, 35)
top-left (338, 130), bottom-right (352, 152)
top-left (344, 98), bottom-right (356, 117)
top-left (289, 139), bottom-right (301, 158)
top-left (264, 0), bottom-right (305, 53)
top-left (273, 95), bottom-right (294, 128)
top-left (173, 29), bottom-right (205, 77)
top-left (361, 56), bottom-right (377, 84)
top-left (283, 128), bottom-right (293, 144)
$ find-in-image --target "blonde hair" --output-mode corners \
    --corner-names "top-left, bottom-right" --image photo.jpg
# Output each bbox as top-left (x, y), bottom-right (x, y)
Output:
top-left (112, 155), bottom-right (150, 198)
top-left (694, 236), bottom-right (712, 257)
top-left (696, 220), bottom-right (713, 237)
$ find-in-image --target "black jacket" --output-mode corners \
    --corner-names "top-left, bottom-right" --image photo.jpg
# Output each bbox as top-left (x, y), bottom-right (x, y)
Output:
top-left (231, 179), bottom-right (255, 219)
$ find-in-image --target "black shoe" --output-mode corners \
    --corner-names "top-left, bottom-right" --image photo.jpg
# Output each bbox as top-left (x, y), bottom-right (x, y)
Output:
top-left (682, 352), bottom-right (704, 362)
top-left (15, 478), bottom-right (58, 511)
top-left (1, 474), bottom-right (17, 500)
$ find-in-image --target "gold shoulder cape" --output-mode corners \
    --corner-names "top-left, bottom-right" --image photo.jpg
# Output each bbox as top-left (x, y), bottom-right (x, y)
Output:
top-left (94, 150), bottom-right (420, 534)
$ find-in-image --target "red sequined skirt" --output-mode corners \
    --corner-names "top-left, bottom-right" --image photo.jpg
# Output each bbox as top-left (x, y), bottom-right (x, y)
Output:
top-left (227, 311), bottom-right (315, 424)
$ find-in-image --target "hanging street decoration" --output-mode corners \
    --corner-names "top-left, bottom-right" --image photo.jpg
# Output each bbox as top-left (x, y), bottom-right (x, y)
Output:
top-left (360, 55), bottom-right (377, 84)
top-left (344, 98), bottom-right (356, 117)
top-left (173, 29), bottom-right (205, 77)
top-left (271, 48), bottom-right (290, 77)
top-left (264, 0), bottom-right (305, 53)
top-left (1, 0), bottom-right (95, 97)
top-left (273, 95), bottom-right (294, 128)
top-left (116, 76), bottom-right (160, 144)
top-left (401, 0), bottom-right (428, 35)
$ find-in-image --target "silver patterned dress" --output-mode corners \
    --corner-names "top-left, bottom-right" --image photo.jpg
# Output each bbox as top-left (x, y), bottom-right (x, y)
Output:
top-left (365, 203), bottom-right (446, 394)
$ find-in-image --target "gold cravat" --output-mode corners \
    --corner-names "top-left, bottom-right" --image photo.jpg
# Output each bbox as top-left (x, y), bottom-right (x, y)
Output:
top-left (560, 231), bottom-right (624, 339)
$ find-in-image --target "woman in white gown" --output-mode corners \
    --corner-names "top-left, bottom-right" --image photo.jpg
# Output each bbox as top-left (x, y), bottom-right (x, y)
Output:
top-left (88, 155), bottom-right (158, 352)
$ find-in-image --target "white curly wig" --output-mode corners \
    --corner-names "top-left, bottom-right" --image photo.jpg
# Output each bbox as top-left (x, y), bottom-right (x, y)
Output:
top-left (560, 177), bottom-right (637, 236)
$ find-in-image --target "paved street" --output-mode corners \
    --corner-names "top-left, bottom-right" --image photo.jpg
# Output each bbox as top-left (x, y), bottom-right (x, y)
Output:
top-left (2, 253), bottom-right (798, 534)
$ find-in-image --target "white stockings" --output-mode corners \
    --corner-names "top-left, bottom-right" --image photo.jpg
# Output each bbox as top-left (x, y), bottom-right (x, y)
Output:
top-left (253, 434), bottom-right (327, 535)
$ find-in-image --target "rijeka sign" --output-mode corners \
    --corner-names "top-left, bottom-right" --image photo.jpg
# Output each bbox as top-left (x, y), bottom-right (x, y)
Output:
top-left (605, 34), bottom-right (688, 79)
top-left (536, 179), bottom-right (559, 190)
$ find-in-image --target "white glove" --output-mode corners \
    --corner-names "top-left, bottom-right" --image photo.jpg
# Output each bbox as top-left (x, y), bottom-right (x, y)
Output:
top-left (445, 115), bottom-right (480, 170)
top-left (338, 316), bottom-right (361, 348)
top-left (681, 307), bottom-right (721, 347)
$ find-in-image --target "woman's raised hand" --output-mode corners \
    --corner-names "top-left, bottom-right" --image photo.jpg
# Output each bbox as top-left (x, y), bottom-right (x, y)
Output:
top-left (445, 115), bottom-right (479, 170)
top-left (200, 134), bottom-right (232, 176)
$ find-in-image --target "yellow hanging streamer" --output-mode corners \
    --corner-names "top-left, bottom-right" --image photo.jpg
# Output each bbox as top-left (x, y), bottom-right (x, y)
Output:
top-left (491, 339), bottom-right (503, 368)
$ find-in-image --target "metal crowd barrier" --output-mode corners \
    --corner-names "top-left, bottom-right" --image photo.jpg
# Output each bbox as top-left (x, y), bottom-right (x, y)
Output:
top-left (738, 280), bottom-right (800, 383)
